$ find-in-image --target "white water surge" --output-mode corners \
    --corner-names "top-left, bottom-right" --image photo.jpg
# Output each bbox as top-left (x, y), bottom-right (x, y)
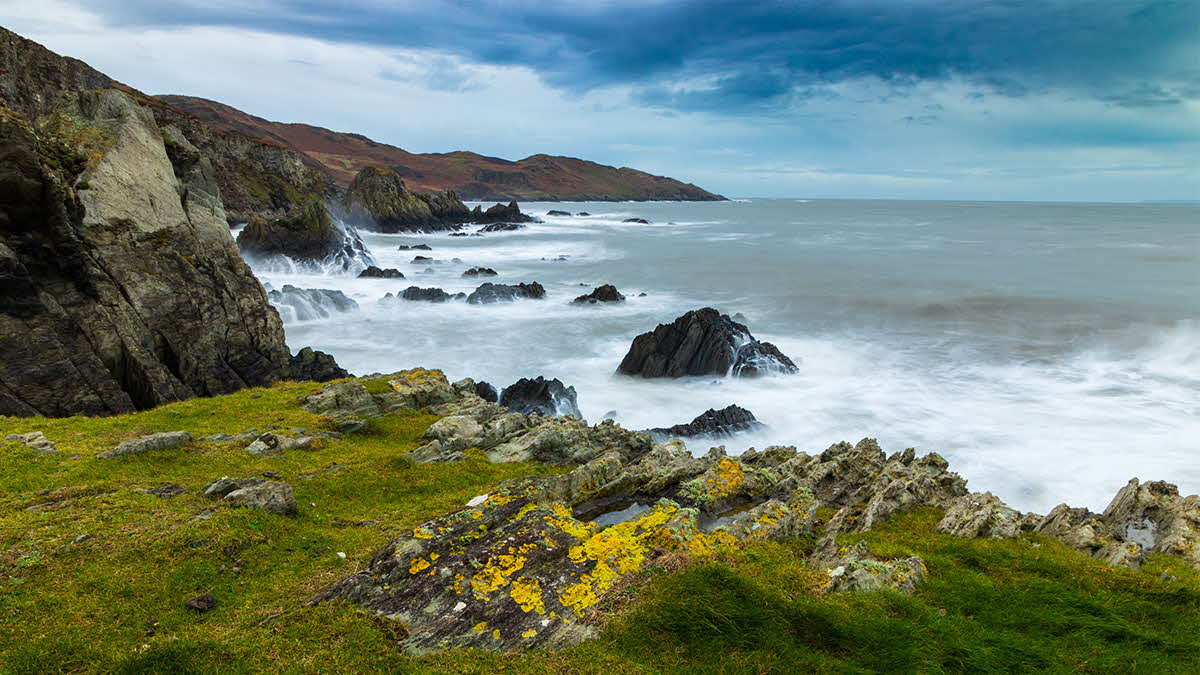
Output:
top-left (248, 199), bottom-right (1200, 514)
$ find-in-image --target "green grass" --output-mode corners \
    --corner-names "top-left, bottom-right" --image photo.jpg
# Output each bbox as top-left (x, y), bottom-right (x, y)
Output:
top-left (2, 383), bottom-right (1197, 673)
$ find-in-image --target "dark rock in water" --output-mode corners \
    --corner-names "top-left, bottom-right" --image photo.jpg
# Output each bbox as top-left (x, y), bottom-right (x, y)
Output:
top-left (541, 255), bottom-right (569, 262)
top-left (448, 232), bottom-right (469, 237)
top-left (478, 222), bottom-right (525, 233)
top-left (638, 293), bottom-right (647, 297)
top-left (467, 282), bottom-right (546, 304)
top-left (617, 308), bottom-right (798, 378)
top-left (499, 376), bottom-right (581, 417)
top-left (358, 266), bottom-right (405, 279)
top-left (185, 593), bottom-right (217, 613)
top-left (462, 267), bottom-right (498, 277)
top-left (577, 212), bottom-right (591, 216)
top-left (340, 166), bottom-right (471, 233)
top-left (289, 347), bottom-right (350, 382)
top-left (623, 217), bottom-right (649, 224)
top-left (474, 381), bottom-right (499, 403)
top-left (237, 200), bottom-right (374, 271)
top-left (267, 285), bottom-right (358, 322)
top-left (420, 267), bottom-right (435, 274)
top-left (400, 287), bottom-right (467, 303)
top-left (647, 405), bottom-right (764, 440)
top-left (471, 200), bottom-right (535, 224)
top-left (546, 210), bottom-right (572, 216)
top-left (451, 258), bottom-right (463, 263)
top-left (0, 89), bottom-right (320, 417)
top-left (573, 284), bottom-right (625, 304)
top-left (412, 255), bottom-right (434, 263)
top-left (397, 244), bottom-right (432, 250)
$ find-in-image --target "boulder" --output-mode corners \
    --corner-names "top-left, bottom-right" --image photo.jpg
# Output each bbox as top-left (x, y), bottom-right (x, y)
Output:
top-left (471, 201), bottom-right (535, 224)
top-left (467, 282), bottom-right (546, 304)
top-left (463, 267), bottom-right (498, 277)
top-left (237, 200), bottom-right (374, 271)
top-left (245, 432), bottom-right (317, 456)
top-left (616, 308), bottom-right (798, 378)
top-left (936, 492), bottom-right (1023, 539)
top-left (202, 476), bottom-right (264, 499)
top-left (499, 376), bottom-right (581, 418)
top-left (300, 380), bottom-right (383, 419)
top-left (572, 285), bottom-right (625, 304)
top-left (647, 405), bottom-right (764, 440)
top-left (358, 266), bottom-right (405, 279)
top-left (399, 286), bottom-right (467, 303)
top-left (546, 210), bottom-right (571, 216)
top-left (288, 346), bottom-right (351, 382)
top-left (98, 431), bottom-right (193, 459)
top-left (224, 480), bottom-right (297, 515)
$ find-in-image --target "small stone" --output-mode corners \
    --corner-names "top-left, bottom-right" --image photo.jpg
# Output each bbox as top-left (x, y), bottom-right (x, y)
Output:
top-left (185, 593), bottom-right (217, 613)
top-left (224, 481), bottom-right (298, 516)
top-left (337, 552), bottom-right (347, 559)
top-left (466, 494), bottom-right (489, 507)
top-left (72, 534), bottom-right (93, 544)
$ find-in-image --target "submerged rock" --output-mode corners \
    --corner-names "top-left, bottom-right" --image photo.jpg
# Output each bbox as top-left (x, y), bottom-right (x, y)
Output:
top-left (546, 210), bottom-right (571, 216)
top-left (647, 405), bottom-right (764, 440)
top-left (467, 282), bottom-right (546, 304)
top-left (267, 286), bottom-right (358, 322)
top-left (499, 377), bottom-right (581, 418)
top-left (617, 308), bottom-right (798, 378)
top-left (397, 287), bottom-right (467, 303)
top-left (478, 222), bottom-right (525, 233)
top-left (572, 285), bottom-right (625, 304)
top-left (622, 217), bottom-right (649, 224)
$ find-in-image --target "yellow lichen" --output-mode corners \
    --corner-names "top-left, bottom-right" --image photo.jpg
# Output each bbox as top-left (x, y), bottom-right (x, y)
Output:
top-left (509, 576), bottom-right (546, 614)
top-left (522, 629), bottom-right (537, 639)
top-left (472, 621), bottom-right (488, 633)
top-left (492, 629), bottom-right (501, 640)
top-left (412, 526), bottom-right (433, 539)
top-left (409, 557), bottom-right (431, 574)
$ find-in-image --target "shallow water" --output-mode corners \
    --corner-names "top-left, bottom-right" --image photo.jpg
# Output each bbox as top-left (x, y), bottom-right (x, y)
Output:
top-left (251, 199), bottom-right (1200, 513)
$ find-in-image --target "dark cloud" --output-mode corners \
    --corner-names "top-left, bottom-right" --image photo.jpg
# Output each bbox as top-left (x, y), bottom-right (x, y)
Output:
top-left (69, 0), bottom-right (1200, 113)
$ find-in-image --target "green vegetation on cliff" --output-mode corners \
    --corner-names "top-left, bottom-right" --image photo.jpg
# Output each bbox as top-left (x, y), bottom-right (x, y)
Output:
top-left (1, 381), bottom-right (1196, 673)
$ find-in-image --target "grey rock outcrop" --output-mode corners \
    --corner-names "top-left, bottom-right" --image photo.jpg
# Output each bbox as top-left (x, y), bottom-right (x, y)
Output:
top-left (224, 480), bottom-right (297, 515)
top-left (98, 431), bottom-right (193, 459)
top-left (202, 476), bottom-right (264, 499)
top-left (617, 308), bottom-right (798, 378)
top-left (4, 431), bottom-right (58, 454)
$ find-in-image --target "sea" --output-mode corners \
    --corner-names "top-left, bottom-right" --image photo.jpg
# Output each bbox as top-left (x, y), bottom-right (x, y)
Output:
top-left (244, 199), bottom-right (1200, 514)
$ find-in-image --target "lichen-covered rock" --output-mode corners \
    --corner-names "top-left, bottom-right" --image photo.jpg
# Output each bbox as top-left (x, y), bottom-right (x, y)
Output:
top-left (245, 432), bottom-right (317, 456)
top-left (300, 381), bottom-right (383, 419)
top-left (202, 476), bottom-right (264, 499)
top-left (814, 541), bottom-right (927, 594)
top-left (422, 415), bottom-right (484, 451)
top-left (98, 431), bottom-right (193, 459)
top-left (486, 418), bottom-right (650, 465)
top-left (224, 481), bottom-right (297, 515)
top-left (616, 308), bottom-right (798, 378)
top-left (5, 431), bottom-right (58, 454)
top-left (936, 492), bottom-right (1023, 539)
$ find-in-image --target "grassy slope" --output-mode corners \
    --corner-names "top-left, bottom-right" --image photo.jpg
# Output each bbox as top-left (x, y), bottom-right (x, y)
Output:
top-left (1, 382), bottom-right (1197, 673)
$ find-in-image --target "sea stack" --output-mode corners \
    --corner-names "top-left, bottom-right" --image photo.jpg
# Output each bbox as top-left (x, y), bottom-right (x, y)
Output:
top-left (617, 308), bottom-right (798, 378)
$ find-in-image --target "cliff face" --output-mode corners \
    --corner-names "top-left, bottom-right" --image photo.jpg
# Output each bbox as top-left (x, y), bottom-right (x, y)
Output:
top-left (157, 95), bottom-right (727, 202)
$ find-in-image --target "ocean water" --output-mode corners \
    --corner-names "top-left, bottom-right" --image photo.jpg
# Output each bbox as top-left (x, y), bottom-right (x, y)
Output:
top-left (248, 199), bottom-right (1200, 514)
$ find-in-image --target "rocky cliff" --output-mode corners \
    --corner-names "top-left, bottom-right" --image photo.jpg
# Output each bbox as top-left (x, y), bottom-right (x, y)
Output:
top-left (157, 95), bottom-right (727, 202)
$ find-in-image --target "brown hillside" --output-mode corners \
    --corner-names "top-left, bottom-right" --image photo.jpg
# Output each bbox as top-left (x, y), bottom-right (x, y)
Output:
top-left (157, 94), bottom-right (725, 202)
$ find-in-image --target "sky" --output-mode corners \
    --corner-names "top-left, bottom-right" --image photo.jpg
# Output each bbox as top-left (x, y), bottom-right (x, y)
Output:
top-left (2, 0), bottom-right (1198, 201)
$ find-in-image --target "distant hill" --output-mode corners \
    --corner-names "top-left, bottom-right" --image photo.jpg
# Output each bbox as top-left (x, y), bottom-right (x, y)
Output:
top-left (156, 95), bottom-right (725, 202)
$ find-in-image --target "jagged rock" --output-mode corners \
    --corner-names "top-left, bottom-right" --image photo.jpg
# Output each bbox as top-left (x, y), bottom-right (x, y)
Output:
top-left (224, 480), bottom-right (297, 515)
top-left (647, 405), bottom-right (764, 440)
top-left (467, 282), bottom-right (546, 304)
top-left (486, 418), bottom-right (648, 465)
top-left (318, 434), bottom-right (961, 653)
top-left (463, 267), bottom-right (498, 277)
top-left (472, 201), bottom-right (535, 224)
top-left (397, 244), bottom-right (432, 251)
top-left (358, 266), bottom-right (405, 279)
top-left (546, 210), bottom-right (571, 216)
top-left (5, 431), bottom-right (58, 454)
top-left (422, 416), bottom-right (484, 451)
top-left (499, 377), bottom-right (581, 418)
top-left (267, 286), bottom-right (358, 322)
top-left (98, 431), bottom-right (193, 459)
top-left (409, 440), bottom-right (466, 464)
top-left (288, 346), bottom-right (350, 382)
top-left (340, 166), bottom-right (470, 233)
top-left (237, 200), bottom-right (374, 271)
top-left (0, 90), bottom-right (306, 417)
top-left (617, 308), bottom-right (798, 378)
top-left (936, 492), bottom-right (1023, 539)
top-left (202, 476), bottom-right (264, 499)
top-left (398, 287), bottom-right (467, 303)
top-left (572, 285), bottom-right (625, 304)
top-left (478, 222), bottom-right (525, 233)
top-left (474, 381), bottom-right (499, 403)
top-left (622, 218), bottom-right (649, 224)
